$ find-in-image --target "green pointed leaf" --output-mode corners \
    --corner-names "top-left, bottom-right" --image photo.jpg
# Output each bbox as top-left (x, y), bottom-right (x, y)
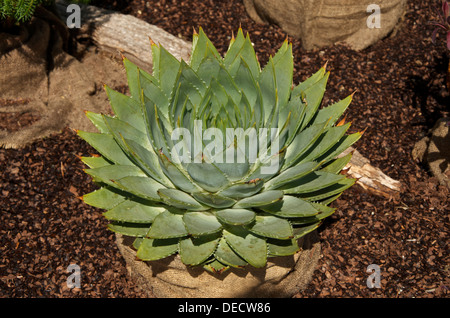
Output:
top-left (183, 212), bottom-right (223, 236)
top-left (85, 111), bottom-right (108, 133)
top-left (227, 33), bottom-right (260, 80)
top-left (224, 28), bottom-right (246, 69)
top-left (133, 237), bottom-right (143, 249)
top-left (233, 190), bottom-right (283, 209)
top-left (107, 222), bottom-right (150, 237)
top-left (223, 226), bottom-right (267, 268)
top-left (272, 41), bottom-right (293, 110)
top-left (216, 208), bottom-right (256, 226)
top-left (136, 237), bottom-right (179, 261)
top-left (157, 188), bottom-right (207, 210)
top-left (114, 176), bottom-right (165, 201)
top-left (281, 170), bottom-right (345, 194)
top-left (84, 165), bottom-right (146, 188)
top-left (158, 45), bottom-right (181, 99)
top-left (316, 132), bottom-right (362, 164)
top-left (311, 94), bottom-right (353, 127)
top-left (179, 233), bottom-right (221, 266)
top-left (217, 179), bottom-right (264, 199)
top-left (157, 151), bottom-right (203, 193)
top-left (282, 95), bottom-right (307, 147)
top-left (296, 177), bottom-right (356, 201)
top-left (267, 238), bottom-right (300, 256)
top-left (186, 162), bottom-right (230, 193)
top-left (104, 85), bottom-right (146, 132)
top-left (103, 200), bottom-right (165, 223)
top-left (190, 27), bottom-right (222, 72)
top-left (233, 57), bottom-right (259, 111)
top-left (260, 195), bottom-right (319, 218)
top-left (292, 65), bottom-right (326, 97)
top-left (214, 237), bottom-right (248, 267)
top-left (300, 72), bottom-right (330, 130)
top-left (192, 192), bottom-right (236, 209)
top-left (80, 156), bottom-right (111, 169)
top-left (282, 120), bottom-right (329, 170)
top-left (77, 131), bottom-right (133, 166)
top-left (203, 259), bottom-right (229, 274)
top-left (290, 203), bottom-right (336, 225)
top-left (151, 42), bottom-right (160, 80)
top-left (318, 193), bottom-right (342, 205)
top-left (258, 56), bottom-right (277, 125)
top-left (102, 115), bottom-right (151, 151)
top-left (320, 152), bottom-right (352, 174)
top-left (246, 215), bottom-right (293, 239)
top-left (139, 69), bottom-right (170, 117)
top-left (123, 57), bottom-right (142, 102)
top-left (265, 161), bottom-right (320, 190)
top-left (147, 210), bottom-right (188, 239)
top-left (196, 52), bottom-right (222, 88)
top-left (120, 137), bottom-right (172, 187)
top-left (292, 222), bottom-right (320, 239)
top-left (216, 65), bottom-right (241, 106)
top-left (296, 123), bottom-right (351, 164)
top-left (142, 94), bottom-right (171, 155)
top-left (82, 187), bottom-right (126, 210)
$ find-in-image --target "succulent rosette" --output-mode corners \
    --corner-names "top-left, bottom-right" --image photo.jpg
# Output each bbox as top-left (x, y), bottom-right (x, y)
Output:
top-left (78, 28), bottom-right (362, 273)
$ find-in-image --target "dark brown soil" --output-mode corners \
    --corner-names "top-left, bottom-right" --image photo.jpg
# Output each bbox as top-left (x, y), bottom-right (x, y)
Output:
top-left (1, 0), bottom-right (449, 298)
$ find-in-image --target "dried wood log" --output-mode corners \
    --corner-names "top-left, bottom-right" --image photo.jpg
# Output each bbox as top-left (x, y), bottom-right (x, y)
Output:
top-left (339, 147), bottom-right (402, 198)
top-left (55, 0), bottom-right (192, 71)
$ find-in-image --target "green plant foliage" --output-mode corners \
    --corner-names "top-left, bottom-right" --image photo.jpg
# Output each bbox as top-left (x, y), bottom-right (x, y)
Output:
top-left (78, 28), bottom-right (362, 273)
top-left (0, 0), bottom-right (89, 24)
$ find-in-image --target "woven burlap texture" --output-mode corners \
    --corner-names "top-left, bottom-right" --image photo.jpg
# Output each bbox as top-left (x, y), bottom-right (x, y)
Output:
top-left (243, 0), bottom-right (407, 50)
top-left (115, 231), bottom-right (321, 298)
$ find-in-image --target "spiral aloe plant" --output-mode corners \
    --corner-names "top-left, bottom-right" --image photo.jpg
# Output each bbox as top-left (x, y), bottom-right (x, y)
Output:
top-left (78, 28), bottom-right (362, 273)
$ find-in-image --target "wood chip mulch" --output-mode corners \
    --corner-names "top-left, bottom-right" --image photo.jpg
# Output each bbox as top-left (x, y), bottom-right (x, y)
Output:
top-left (1, 0), bottom-right (449, 298)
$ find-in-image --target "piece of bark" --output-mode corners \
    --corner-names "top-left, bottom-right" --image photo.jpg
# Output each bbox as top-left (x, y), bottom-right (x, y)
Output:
top-left (55, 0), bottom-right (192, 71)
top-left (339, 147), bottom-right (402, 198)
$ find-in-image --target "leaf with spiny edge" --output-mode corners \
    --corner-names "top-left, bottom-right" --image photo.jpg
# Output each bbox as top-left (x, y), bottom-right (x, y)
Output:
top-left (79, 155), bottom-right (111, 169)
top-left (215, 208), bottom-right (256, 226)
top-left (136, 237), bottom-right (179, 261)
top-left (281, 171), bottom-right (346, 194)
top-left (108, 222), bottom-right (150, 237)
top-left (147, 209), bottom-right (188, 239)
top-left (233, 190), bottom-right (284, 209)
top-left (295, 177), bottom-right (356, 202)
top-left (259, 195), bottom-right (319, 218)
top-left (104, 85), bottom-right (146, 132)
top-left (103, 200), bottom-right (165, 223)
top-left (182, 212), bottom-right (223, 236)
top-left (267, 237), bottom-right (300, 256)
top-left (246, 215), bottom-right (294, 239)
top-left (214, 237), bottom-right (248, 267)
top-left (157, 188), bottom-right (207, 210)
top-left (81, 186), bottom-right (126, 210)
top-left (223, 226), bottom-right (267, 268)
top-left (179, 233), bottom-right (221, 266)
top-left (77, 131), bottom-right (134, 166)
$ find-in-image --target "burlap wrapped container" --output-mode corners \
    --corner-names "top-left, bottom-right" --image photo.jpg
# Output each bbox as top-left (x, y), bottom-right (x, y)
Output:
top-left (243, 0), bottom-right (407, 51)
top-left (115, 231), bottom-right (321, 298)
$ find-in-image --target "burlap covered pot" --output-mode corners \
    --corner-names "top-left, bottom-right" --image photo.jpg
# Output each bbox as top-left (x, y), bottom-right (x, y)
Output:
top-left (115, 231), bottom-right (321, 298)
top-left (243, 0), bottom-right (407, 51)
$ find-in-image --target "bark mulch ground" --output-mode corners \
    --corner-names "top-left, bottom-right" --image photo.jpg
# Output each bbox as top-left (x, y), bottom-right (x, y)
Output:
top-left (1, 0), bottom-right (449, 298)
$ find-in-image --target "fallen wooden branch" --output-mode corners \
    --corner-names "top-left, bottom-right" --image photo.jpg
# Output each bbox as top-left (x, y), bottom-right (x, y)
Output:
top-left (55, 0), bottom-right (192, 70)
top-left (340, 147), bottom-right (402, 198)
